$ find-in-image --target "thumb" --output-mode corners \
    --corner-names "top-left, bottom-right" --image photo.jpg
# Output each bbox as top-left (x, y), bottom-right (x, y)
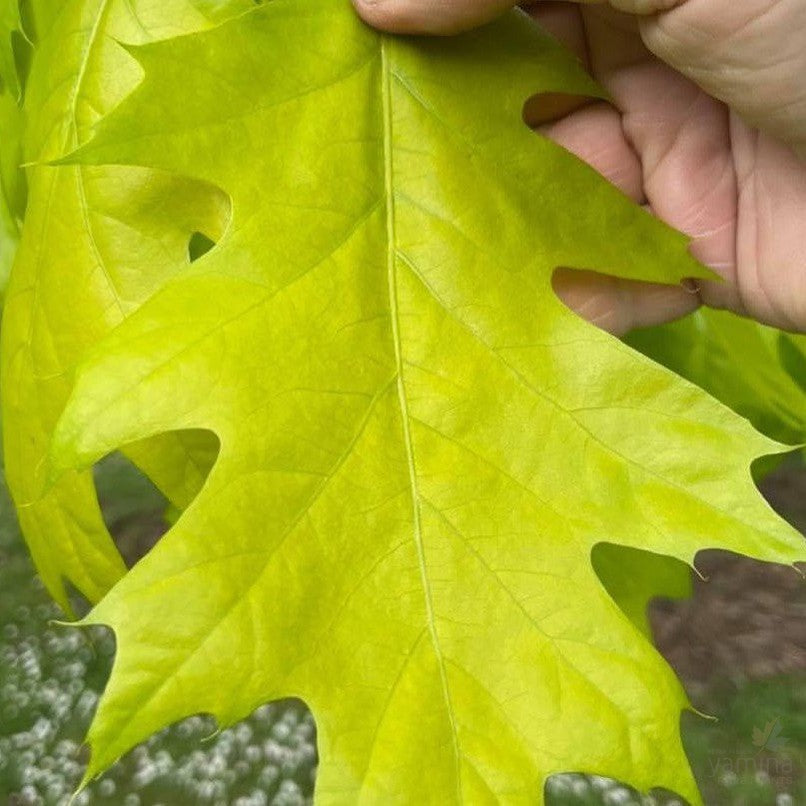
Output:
top-left (628, 0), bottom-right (806, 155)
top-left (351, 0), bottom-right (518, 34)
top-left (350, 0), bottom-right (617, 36)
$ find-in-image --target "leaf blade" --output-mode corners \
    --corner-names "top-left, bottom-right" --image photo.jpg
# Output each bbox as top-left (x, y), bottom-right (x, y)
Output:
top-left (43, 1), bottom-right (805, 802)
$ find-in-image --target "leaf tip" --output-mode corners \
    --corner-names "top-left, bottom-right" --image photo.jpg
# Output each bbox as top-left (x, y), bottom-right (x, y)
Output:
top-left (47, 142), bottom-right (95, 169)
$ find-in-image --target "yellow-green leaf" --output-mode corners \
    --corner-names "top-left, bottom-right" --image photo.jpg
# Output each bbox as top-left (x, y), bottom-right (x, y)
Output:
top-left (0, 84), bottom-right (22, 295)
top-left (0, 0), bottom-right (21, 99)
top-left (41, 0), bottom-right (806, 801)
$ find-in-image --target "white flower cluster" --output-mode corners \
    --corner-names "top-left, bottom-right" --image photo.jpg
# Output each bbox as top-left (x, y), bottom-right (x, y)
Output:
top-left (0, 585), bottom-right (317, 805)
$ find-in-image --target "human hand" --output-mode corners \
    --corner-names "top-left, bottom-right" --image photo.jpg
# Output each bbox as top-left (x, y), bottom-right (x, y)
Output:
top-left (353, 0), bottom-right (806, 335)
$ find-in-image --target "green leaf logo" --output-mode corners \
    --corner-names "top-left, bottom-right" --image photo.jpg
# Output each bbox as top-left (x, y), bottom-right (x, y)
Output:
top-left (752, 718), bottom-right (787, 752)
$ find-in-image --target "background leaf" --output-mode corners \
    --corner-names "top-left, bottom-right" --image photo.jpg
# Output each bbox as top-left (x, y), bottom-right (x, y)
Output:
top-left (628, 310), bottom-right (806, 447)
top-left (0, 0), bottom-right (253, 612)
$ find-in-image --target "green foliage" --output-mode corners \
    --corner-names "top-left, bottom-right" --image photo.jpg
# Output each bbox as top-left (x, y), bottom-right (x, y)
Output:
top-left (26, 0), bottom-right (802, 801)
top-left (0, 0), bottom-right (249, 611)
top-left (629, 309), bottom-right (806, 446)
top-left (681, 677), bottom-right (806, 804)
top-left (591, 545), bottom-right (692, 639)
top-left (1, 0), bottom-right (804, 802)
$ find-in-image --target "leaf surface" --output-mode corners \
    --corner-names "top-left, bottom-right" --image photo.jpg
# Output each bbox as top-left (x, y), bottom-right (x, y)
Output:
top-left (0, 0), bottom-right (23, 295)
top-left (0, 0), bottom-right (21, 99)
top-left (0, 83), bottom-right (22, 294)
top-left (48, 0), bottom-right (805, 801)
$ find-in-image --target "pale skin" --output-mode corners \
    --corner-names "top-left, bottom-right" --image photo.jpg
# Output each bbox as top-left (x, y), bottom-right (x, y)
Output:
top-left (352, 0), bottom-right (806, 335)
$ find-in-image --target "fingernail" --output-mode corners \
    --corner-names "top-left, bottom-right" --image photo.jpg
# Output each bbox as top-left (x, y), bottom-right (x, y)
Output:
top-left (681, 278), bottom-right (701, 297)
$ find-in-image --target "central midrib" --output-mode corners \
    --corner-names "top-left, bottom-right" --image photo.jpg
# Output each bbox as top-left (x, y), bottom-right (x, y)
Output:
top-left (379, 35), bottom-right (463, 801)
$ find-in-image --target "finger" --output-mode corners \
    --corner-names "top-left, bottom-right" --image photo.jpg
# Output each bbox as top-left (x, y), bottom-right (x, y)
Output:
top-left (580, 8), bottom-right (745, 303)
top-left (525, 1), bottom-right (589, 63)
top-left (522, 4), bottom-right (645, 200)
top-left (697, 122), bottom-right (806, 330)
top-left (539, 101), bottom-right (646, 203)
top-left (522, 2), bottom-right (593, 126)
top-left (529, 15), bottom-right (681, 334)
top-left (352, 0), bottom-right (516, 34)
top-left (536, 50), bottom-right (685, 334)
top-left (634, 0), bottom-right (806, 156)
top-left (553, 268), bottom-right (700, 336)
top-left (526, 4), bottom-right (684, 336)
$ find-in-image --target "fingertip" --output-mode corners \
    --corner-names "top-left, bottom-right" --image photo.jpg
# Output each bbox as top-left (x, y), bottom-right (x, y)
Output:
top-left (351, 0), bottom-right (514, 35)
top-left (553, 268), bottom-right (701, 336)
top-left (351, 0), bottom-right (419, 34)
